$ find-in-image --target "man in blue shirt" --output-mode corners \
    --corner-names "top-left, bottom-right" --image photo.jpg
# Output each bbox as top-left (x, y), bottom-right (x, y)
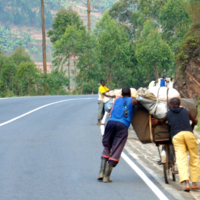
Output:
top-left (97, 87), bottom-right (139, 183)
top-left (160, 76), bottom-right (166, 87)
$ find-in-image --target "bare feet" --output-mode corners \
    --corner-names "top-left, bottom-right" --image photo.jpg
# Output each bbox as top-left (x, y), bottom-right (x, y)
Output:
top-left (97, 121), bottom-right (105, 125)
top-left (183, 180), bottom-right (190, 192)
top-left (192, 182), bottom-right (200, 190)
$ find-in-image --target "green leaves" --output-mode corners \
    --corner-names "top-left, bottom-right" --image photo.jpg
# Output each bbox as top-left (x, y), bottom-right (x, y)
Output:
top-left (136, 20), bottom-right (175, 82)
top-left (47, 8), bottom-right (85, 44)
top-left (0, 26), bottom-right (37, 54)
top-left (94, 11), bottom-right (133, 88)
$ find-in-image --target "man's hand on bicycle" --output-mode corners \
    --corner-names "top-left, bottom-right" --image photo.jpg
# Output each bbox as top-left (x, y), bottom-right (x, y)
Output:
top-left (151, 118), bottom-right (159, 127)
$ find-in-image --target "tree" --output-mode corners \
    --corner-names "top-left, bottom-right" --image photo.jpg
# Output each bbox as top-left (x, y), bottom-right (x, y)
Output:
top-left (136, 20), bottom-right (175, 83)
top-left (159, 0), bottom-right (191, 54)
top-left (47, 8), bottom-right (85, 44)
top-left (1, 61), bottom-right (16, 92)
top-left (76, 34), bottom-right (97, 94)
top-left (41, 0), bottom-right (47, 95)
top-left (94, 11), bottom-right (133, 89)
top-left (47, 70), bottom-right (69, 95)
top-left (53, 25), bottom-right (86, 92)
top-left (10, 46), bottom-right (33, 66)
top-left (17, 62), bottom-right (39, 95)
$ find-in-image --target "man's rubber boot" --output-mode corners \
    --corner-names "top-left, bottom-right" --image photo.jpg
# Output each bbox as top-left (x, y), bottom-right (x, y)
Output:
top-left (103, 162), bottom-right (113, 183)
top-left (97, 159), bottom-right (107, 180)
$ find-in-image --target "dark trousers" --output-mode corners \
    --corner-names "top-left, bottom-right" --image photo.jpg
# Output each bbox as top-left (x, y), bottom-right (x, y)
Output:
top-left (101, 121), bottom-right (128, 167)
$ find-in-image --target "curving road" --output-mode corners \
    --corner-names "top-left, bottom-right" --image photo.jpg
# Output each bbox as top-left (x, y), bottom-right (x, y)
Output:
top-left (0, 95), bottom-right (175, 200)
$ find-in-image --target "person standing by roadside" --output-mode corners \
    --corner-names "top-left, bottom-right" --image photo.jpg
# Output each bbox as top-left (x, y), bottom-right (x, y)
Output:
top-left (97, 87), bottom-right (139, 182)
top-left (152, 98), bottom-right (199, 192)
top-left (97, 80), bottom-right (115, 125)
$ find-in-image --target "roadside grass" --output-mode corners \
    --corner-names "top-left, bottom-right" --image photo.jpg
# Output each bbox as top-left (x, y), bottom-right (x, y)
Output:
top-left (196, 101), bottom-right (200, 132)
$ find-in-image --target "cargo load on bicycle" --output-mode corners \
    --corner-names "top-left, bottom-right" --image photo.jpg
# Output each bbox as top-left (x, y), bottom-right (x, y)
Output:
top-left (131, 86), bottom-right (198, 144)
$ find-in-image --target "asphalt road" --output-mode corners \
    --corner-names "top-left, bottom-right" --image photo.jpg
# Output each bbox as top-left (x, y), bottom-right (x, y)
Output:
top-left (0, 95), bottom-right (175, 200)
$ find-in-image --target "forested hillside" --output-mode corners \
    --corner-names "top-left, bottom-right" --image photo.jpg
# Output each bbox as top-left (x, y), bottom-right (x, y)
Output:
top-left (0, 0), bottom-right (115, 61)
top-left (1, 0), bottom-right (200, 99)
top-left (47, 0), bottom-right (200, 94)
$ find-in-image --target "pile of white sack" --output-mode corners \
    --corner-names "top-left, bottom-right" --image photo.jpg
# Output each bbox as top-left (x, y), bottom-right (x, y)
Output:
top-left (103, 88), bottom-right (138, 103)
top-left (137, 86), bottom-right (180, 119)
top-left (103, 88), bottom-right (138, 112)
top-left (103, 86), bottom-right (181, 119)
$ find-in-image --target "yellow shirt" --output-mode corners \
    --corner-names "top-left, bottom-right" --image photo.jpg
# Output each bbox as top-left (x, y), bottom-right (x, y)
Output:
top-left (98, 85), bottom-right (109, 100)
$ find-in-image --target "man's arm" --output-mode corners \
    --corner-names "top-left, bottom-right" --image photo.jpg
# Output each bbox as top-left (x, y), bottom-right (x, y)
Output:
top-left (102, 92), bottom-right (116, 98)
top-left (132, 99), bottom-right (139, 106)
top-left (187, 109), bottom-right (198, 125)
top-left (151, 115), bottom-right (168, 126)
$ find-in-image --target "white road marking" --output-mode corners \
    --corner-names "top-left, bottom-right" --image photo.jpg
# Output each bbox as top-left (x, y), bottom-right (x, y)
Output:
top-left (0, 98), bottom-right (92, 127)
top-left (100, 122), bottom-right (169, 200)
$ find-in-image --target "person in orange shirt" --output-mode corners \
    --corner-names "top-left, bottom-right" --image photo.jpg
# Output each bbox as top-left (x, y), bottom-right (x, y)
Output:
top-left (97, 80), bottom-right (115, 125)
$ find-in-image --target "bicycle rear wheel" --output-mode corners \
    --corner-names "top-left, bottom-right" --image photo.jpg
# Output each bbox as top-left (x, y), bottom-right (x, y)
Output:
top-left (163, 144), bottom-right (170, 184)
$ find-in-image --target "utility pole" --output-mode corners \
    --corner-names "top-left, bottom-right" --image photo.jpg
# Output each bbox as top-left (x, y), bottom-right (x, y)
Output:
top-left (87, 0), bottom-right (91, 34)
top-left (41, 0), bottom-right (47, 95)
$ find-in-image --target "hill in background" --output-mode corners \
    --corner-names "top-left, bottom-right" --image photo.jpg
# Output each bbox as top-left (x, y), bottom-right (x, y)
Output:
top-left (0, 0), bottom-right (115, 63)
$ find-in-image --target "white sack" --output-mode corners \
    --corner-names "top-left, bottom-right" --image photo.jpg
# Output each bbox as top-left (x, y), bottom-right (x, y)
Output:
top-left (138, 96), bottom-right (168, 119)
top-left (103, 88), bottom-right (138, 103)
top-left (130, 88), bottom-right (138, 98)
top-left (149, 86), bottom-right (180, 101)
top-left (113, 89), bottom-right (122, 97)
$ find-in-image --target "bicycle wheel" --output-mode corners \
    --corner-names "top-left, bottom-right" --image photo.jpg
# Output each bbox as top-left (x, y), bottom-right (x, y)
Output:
top-left (171, 146), bottom-right (177, 182)
top-left (163, 144), bottom-right (170, 184)
top-left (172, 166), bottom-right (176, 182)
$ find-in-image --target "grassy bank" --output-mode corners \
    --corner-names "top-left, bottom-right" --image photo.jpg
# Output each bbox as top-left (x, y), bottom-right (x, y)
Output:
top-left (196, 101), bottom-right (200, 132)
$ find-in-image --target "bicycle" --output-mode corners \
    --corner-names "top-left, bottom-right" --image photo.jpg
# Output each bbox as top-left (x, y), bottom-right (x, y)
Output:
top-left (155, 140), bottom-right (178, 184)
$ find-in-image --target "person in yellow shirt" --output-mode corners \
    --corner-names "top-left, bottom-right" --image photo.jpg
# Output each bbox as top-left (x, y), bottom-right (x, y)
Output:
top-left (97, 80), bottom-right (115, 125)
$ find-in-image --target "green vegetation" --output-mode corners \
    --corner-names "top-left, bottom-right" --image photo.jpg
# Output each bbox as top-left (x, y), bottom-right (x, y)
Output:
top-left (47, 2), bottom-right (197, 94)
top-left (0, 0), bottom-right (57, 29)
top-left (176, 1), bottom-right (200, 70)
top-left (1, 0), bottom-right (200, 97)
top-left (0, 26), bottom-right (38, 53)
top-left (0, 46), bottom-right (69, 97)
top-left (136, 20), bottom-right (175, 83)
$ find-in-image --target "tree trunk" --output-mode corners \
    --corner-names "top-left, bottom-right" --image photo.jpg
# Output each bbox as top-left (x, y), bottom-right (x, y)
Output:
top-left (12, 79), bottom-right (13, 92)
top-left (90, 80), bottom-right (94, 94)
top-left (74, 57), bottom-right (77, 95)
top-left (68, 59), bottom-right (70, 91)
top-left (106, 62), bottom-right (109, 88)
top-left (28, 82), bottom-right (30, 96)
top-left (81, 75), bottom-right (84, 95)
top-left (87, 0), bottom-right (91, 35)
top-left (155, 65), bottom-right (159, 82)
top-left (41, 0), bottom-right (47, 95)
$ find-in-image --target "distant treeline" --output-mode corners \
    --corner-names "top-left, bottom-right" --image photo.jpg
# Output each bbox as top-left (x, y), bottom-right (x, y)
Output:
top-left (0, 46), bottom-right (69, 97)
top-left (0, 26), bottom-right (38, 53)
top-left (0, 0), bottom-right (57, 29)
top-left (0, 0), bottom-right (115, 30)
top-left (47, 0), bottom-right (200, 94)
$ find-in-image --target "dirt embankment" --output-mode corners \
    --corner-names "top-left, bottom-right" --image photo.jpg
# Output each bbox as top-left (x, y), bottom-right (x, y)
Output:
top-left (174, 23), bottom-right (200, 100)
top-left (174, 58), bottom-right (200, 100)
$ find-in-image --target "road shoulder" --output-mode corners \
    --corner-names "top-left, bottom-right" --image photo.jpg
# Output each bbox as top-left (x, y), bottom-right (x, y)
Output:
top-left (125, 128), bottom-right (200, 200)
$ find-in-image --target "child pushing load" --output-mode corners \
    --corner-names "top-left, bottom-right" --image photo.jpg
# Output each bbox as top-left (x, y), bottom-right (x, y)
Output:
top-left (152, 98), bottom-right (199, 192)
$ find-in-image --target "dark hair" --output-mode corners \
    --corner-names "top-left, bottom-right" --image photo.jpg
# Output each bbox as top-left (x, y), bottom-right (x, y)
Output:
top-left (100, 80), bottom-right (105, 83)
top-left (169, 98), bottom-right (180, 106)
top-left (122, 87), bottom-right (131, 97)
